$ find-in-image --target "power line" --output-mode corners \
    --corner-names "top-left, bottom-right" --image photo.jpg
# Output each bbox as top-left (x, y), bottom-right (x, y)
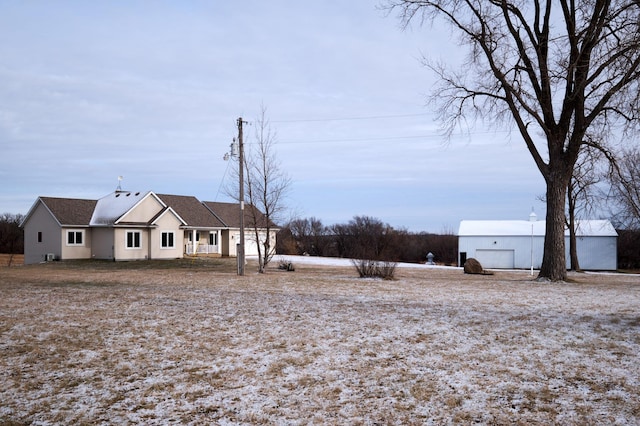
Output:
top-left (273, 130), bottom-right (511, 146)
top-left (276, 134), bottom-right (438, 145)
top-left (271, 112), bottom-right (431, 123)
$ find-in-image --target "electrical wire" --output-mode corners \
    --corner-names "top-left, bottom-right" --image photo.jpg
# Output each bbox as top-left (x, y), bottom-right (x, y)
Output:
top-left (254, 130), bottom-right (512, 146)
top-left (275, 134), bottom-right (439, 145)
top-left (249, 112), bottom-right (511, 145)
top-left (214, 155), bottom-right (233, 201)
top-left (270, 112), bottom-right (431, 123)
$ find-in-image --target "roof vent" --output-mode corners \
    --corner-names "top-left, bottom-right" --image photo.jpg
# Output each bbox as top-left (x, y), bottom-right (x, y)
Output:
top-left (135, 192), bottom-right (140, 196)
top-left (529, 209), bottom-right (537, 222)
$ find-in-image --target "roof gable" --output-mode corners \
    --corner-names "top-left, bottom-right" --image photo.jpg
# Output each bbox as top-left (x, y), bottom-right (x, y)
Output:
top-left (150, 206), bottom-right (187, 226)
top-left (32, 197), bottom-right (97, 227)
top-left (90, 191), bottom-right (160, 226)
top-left (156, 194), bottom-right (225, 228)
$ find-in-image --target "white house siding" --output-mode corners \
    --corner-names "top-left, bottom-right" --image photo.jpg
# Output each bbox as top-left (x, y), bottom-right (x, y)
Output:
top-left (113, 228), bottom-right (149, 261)
top-left (23, 202), bottom-right (61, 264)
top-left (150, 214), bottom-right (184, 260)
top-left (60, 227), bottom-right (92, 261)
top-left (226, 231), bottom-right (258, 257)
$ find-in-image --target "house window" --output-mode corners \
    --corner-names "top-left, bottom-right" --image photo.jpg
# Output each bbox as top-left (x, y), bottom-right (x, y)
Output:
top-left (67, 230), bottom-right (83, 246)
top-left (188, 232), bottom-right (201, 242)
top-left (161, 231), bottom-right (174, 248)
top-left (37, 232), bottom-right (42, 243)
top-left (209, 232), bottom-right (217, 246)
top-left (126, 231), bottom-right (141, 249)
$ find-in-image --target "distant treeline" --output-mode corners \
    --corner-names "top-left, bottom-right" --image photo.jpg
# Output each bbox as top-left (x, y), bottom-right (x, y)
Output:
top-left (277, 215), bottom-right (640, 270)
top-left (276, 216), bottom-right (459, 265)
top-left (3, 212), bottom-right (639, 269)
top-left (617, 229), bottom-right (640, 270)
top-left (0, 213), bottom-right (24, 254)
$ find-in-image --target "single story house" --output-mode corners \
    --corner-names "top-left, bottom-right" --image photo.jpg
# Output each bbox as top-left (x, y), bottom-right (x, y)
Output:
top-left (21, 190), bottom-right (278, 264)
top-left (458, 213), bottom-right (618, 271)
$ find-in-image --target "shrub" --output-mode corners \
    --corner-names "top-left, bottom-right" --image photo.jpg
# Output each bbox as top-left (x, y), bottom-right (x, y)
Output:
top-left (277, 259), bottom-right (295, 272)
top-left (351, 259), bottom-right (397, 280)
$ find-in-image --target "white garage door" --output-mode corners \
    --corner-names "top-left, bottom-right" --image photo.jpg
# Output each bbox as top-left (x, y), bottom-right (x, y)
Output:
top-left (475, 249), bottom-right (515, 269)
top-left (244, 238), bottom-right (258, 256)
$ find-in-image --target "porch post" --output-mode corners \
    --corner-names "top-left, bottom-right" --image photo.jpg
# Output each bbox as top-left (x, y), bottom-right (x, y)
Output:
top-left (192, 229), bottom-right (197, 255)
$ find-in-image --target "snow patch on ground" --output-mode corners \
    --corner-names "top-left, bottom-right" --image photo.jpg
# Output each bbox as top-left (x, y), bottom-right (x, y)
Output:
top-left (271, 254), bottom-right (459, 269)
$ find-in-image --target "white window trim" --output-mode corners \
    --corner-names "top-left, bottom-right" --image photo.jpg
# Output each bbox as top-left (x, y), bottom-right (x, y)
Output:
top-left (161, 231), bottom-right (175, 249)
top-left (126, 231), bottom-right (142, 249)
top-left (66, 230), bottom-right (84, 246)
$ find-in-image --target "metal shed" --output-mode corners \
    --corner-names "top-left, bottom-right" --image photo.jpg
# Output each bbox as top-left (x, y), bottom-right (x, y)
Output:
top-left (458, 216), bottom-right (617, 271)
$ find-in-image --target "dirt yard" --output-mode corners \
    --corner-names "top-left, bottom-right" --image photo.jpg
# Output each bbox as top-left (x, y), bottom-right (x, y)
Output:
top-left (1, 258), bottom-right (639, 425)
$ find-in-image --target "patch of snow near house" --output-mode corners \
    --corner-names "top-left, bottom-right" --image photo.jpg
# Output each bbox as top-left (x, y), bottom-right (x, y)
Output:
top-left (271, 255), bottom-right (459, 269)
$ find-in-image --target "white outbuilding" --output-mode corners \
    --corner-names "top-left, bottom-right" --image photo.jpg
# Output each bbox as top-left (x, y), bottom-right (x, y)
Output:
top-left (458, 213), bottom-right (618, 271)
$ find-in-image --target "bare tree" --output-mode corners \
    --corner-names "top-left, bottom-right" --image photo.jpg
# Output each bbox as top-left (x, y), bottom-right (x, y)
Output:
top-left (330, 215), bottom-right (395, 260)
top-left (566, 147), bottom-right (598, 271)
top-left (608, 146), bottom-right (640, 230)
top-left (288, 217), bottom-right (329, 256)
top-left (388, 1), bottom-right (640, 281)
top-left (244, 106), bottom-right (291, 273)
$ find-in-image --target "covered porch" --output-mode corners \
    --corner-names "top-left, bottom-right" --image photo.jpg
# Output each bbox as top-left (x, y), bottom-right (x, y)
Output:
top-left (184, 229), bottom-right (222, 256)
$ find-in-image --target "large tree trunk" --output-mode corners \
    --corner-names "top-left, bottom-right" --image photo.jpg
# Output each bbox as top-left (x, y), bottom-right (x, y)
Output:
top-left (567, 180), bottom-right (581, 271)
top-left (539, 172), bottom-right (569, 281)
top-left (568, 219), bottom-right (580, 272)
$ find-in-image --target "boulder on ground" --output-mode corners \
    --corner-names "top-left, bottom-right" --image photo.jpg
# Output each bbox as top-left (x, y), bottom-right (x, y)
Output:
top-left (464, 258), bottom-right (492, 275)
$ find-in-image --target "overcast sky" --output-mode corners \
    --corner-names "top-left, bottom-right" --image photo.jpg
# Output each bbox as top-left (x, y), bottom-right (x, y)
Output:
top-left (0, 1), bottom-right (547, 233)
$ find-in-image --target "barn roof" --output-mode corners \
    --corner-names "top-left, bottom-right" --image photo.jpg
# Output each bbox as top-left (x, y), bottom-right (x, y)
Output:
top-left (458, 219), bottom-right (617, 237)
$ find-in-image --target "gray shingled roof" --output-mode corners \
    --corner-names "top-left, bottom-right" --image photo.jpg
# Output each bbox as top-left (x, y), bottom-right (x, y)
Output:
top-left (40, 197), bottom-right (97, 226)
top-left (31, 193), bottom-right (273, 230)
top-left (202, 201), bottom-right (278, 228)
top-left (156, 194), bottom-right (225, 228)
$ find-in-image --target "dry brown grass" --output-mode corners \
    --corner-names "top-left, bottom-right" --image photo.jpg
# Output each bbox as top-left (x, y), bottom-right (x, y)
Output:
top-left (1, 258), bottom-right (639, 424)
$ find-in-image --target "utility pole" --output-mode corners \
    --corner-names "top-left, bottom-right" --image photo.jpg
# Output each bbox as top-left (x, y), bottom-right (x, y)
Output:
top-left (237, 117), bottom-right (246, 276)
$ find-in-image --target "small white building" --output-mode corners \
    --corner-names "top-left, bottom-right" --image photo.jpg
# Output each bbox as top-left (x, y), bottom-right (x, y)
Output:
top-left (458, 213), bottom-right (618, 271)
